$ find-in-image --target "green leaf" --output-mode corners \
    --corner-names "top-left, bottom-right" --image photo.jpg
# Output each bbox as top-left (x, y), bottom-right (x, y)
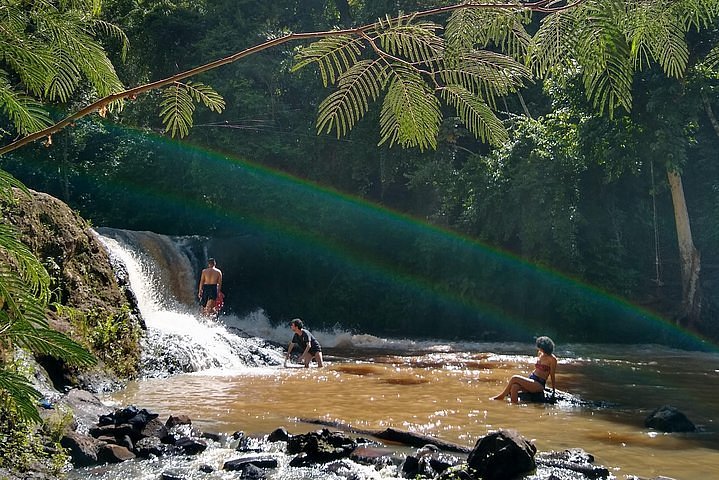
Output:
top-left (374, 16), bottom-right (444, 67)
top-left (379, 65), bottom-right (440, 151)
top-left (0, 77), bottom-right (53, 135)
top-left (0, 370), bottom-right (42, 424)
top-left (446, 6), bottom-right (532, 61)
top-left (626, 1), bottom-right (689, 78)
top-left (529, 9), bottom-right (579, 77)
top-left (440, 49), bottom-right (529, 109)
top-left (160, 83), bottom-right (195, 138)
top-left (317, 60), bottom-right (388, 138)
top-left (441, 84), bottom-right (508, 146)
top-left (184, 81), bottom-right (226, 113)
top-left (292, 35), bottom-right (364, 87)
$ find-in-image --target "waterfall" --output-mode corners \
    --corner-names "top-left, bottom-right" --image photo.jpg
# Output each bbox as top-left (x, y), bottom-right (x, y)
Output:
top-left (95, 228), bottom-right (285, 377)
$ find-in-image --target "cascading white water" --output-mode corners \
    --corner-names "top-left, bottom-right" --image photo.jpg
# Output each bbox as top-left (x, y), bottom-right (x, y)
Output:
top-left (96, 230), bottom-right (285, 376)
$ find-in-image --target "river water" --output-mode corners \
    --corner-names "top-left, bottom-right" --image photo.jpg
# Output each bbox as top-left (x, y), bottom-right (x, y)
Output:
top-left (77, 231), bottom-right (719, 480)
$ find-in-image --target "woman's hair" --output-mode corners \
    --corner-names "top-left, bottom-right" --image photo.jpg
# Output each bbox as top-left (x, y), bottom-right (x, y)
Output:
top-left (290, 318), bottom-right (304, 329)
top-left (536, 336), bottom-right (555, 354)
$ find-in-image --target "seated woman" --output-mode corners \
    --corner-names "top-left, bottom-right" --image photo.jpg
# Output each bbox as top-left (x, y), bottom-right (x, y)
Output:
top-left (492, 336), bottom-right (557, 403)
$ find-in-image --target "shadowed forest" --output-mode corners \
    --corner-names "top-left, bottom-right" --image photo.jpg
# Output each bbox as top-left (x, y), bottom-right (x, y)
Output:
top-left (3, 0), bottom-right (719, 346)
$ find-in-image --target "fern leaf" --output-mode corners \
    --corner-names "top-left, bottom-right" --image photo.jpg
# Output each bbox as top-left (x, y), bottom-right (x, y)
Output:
top-left (440, 50), bottom-right (529, 109)
top-left (379, 65), bottom-right (440, 151)
top-left (292, 35), bottom-right (364, 87)
top-left (317, 60), bottom-right (388, 138)
top-left (441, 85), bottom-right (508, 146)
top-left (576, 0), bottom-right (634, 116)
top-left (529, 9), bottom-right (580, 77)
top-left (0, 83), bottom-right (53, 135)
top-left (626, 1), bottom-right (689, 78)
top-left (160, 83), bottom-right (195, 138)
top-left (373, 17), bottom-right (444, 67)
top-left (446, 6), bottom-right (532, 61)
top-left (184, 81), bottom-right (226, 113)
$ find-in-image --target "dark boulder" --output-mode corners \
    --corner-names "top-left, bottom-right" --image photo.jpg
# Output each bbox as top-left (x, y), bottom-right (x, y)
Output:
top-left (223, 456), bottom-right (279, 471)
top-left (267, 427), bottom-right (289, 442)
top-left (287, 429), bottom-right (360, 466)
top-left (645, 406), bottom-right (696, 433)
top-left (350, 445), bottom-right (399, 469)
top-left (175, 436), bottom-right (208, 455)
top-left (60, 431), bottom-right (102, 467)
top-left (97, 443), bottom-right (136, 463)
top-left (467, 429), bottom-right (536, 480)
top-left (401, 444), bottom-right (463, 478)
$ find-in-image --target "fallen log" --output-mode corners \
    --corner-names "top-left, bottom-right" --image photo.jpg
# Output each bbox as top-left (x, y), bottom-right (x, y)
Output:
top-left (298, 419), bottom-right (470, 453)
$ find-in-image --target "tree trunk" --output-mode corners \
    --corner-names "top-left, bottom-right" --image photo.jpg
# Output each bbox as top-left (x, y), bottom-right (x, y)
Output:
top-left (666, 170), bottom-right (701, 327)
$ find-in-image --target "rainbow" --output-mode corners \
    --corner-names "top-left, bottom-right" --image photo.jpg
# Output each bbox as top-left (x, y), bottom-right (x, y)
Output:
top-left (6, 123), bottom-right (715, 351)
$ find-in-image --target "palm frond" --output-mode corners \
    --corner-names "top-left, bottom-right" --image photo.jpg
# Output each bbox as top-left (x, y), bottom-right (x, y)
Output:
top-left (705, 44), bottom-right (719, 70)
top-left (441, 84), bottom-right (508, 146)
top-left (292, 35), bottom-right (365, 87)
top-left (0, 0), bottom-right (125, 113)
top-left (0, 370), bottom-right (42, 424)
top-left (159, 82), bottom-right (226, 138)
top-left (0, 228), bottom-right (52, 316)
top-left (317, 59), bottom-right (388, 138)
top-left (88, 19), bottom-right (130, 61)
top-left (46, 49), bottom-right (83, 102)
top-left (0, 169), bottom-right (29, 202)
top-left (379, 65), bottom-right (440, 151)
top-left (0, 40), bottom-right (56, 98)
top-left (673, 0), bottom-right (719, 29)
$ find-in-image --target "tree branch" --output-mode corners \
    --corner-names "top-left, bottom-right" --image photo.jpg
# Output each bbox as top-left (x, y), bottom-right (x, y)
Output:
top-left (0, 0), bottom-right (586, 156)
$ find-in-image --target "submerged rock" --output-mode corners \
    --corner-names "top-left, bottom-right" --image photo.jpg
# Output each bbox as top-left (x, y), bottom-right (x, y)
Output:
top-left (645, 405), bottom-right (696, 433)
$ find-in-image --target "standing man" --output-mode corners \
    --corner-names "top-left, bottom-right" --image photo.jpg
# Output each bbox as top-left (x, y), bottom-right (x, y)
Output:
top-left (286, 318), bottom-right (323, 368)
top-left (198, 258), bottom-right (222, 316)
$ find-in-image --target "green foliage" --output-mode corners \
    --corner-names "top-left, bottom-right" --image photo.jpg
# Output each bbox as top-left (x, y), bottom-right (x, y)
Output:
top-left (0, 398), bottom-right (69, 474)
top-left (531, 0), bottom-right (719, 117)
top-left (62, 304), bottom-right (140, 378)
top-left (294, 9), bottom-right (530, 149)
top-left (0, 170), bottom-right (96, 424)
top-left (160, 81), bottom-right (226, 138)
top-left (380, 65), bottom-right (441, 150)
top-left (0, 0), bottom-right (127, 139)
top-left (316, 59), bottom-right (389, 138)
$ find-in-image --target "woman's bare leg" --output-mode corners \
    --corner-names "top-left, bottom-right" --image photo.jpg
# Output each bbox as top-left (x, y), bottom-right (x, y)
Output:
top-left (492, 375), bottom-right (543, 401)
top-left (509, 377), bottom-right (544, 403)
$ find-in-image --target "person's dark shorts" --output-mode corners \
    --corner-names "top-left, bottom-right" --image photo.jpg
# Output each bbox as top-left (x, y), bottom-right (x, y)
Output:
top-left (200, 284), bottom-right (218, 306)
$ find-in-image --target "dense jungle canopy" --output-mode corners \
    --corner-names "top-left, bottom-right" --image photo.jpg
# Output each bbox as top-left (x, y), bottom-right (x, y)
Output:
top-left (3, 0), bottom-right (719, 347)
